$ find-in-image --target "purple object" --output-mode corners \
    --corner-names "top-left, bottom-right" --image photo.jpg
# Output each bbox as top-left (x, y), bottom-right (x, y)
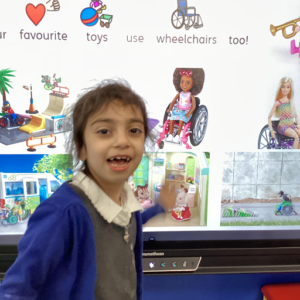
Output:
top-left (148, 118), bottom-right (159, 131)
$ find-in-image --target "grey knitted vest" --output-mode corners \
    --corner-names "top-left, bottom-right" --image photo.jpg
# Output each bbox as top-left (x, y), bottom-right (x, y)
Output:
top-left (70, 184), bottom-right (137, 300)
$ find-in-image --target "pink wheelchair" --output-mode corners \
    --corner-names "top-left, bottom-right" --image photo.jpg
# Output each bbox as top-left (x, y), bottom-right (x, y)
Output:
top-left (157, 97), bottom-right (208, 149)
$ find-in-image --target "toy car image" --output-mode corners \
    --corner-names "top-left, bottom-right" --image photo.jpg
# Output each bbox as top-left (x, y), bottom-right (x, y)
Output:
top-left (100, 14), bottom-right (113, 28)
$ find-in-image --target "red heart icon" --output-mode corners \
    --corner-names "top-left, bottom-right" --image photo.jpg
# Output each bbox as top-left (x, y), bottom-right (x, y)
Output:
top-left (26, 4), bottom-right (46, 26)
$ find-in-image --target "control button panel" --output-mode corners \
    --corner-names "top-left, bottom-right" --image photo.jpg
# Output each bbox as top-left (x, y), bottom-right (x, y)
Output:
top-left (143, 257), bottom-right (201, 273)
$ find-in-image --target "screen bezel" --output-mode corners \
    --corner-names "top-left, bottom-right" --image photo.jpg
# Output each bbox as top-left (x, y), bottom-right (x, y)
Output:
top-left (143, 229), bottom-right (300, 242)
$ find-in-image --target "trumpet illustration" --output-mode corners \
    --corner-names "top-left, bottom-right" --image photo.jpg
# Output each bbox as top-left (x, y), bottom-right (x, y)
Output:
top-left (270, 17), bottom-right (300, 39)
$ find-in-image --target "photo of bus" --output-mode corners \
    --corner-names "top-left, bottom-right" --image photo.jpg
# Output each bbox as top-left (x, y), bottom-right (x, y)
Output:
top-left (0, 172), bottom-right (61, 225)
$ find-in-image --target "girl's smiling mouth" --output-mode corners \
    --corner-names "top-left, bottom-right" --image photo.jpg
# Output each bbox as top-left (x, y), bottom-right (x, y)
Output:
top-left (107, 156), bottom-right (132, 171)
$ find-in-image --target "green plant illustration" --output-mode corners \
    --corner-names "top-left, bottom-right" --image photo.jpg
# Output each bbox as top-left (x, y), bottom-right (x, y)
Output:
top-left (0, 68), bottom-right (15, 103)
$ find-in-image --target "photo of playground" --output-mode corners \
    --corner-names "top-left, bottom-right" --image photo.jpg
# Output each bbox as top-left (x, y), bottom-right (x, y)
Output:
top-left (135, 151), bottom-right (209, 227)
top-left (0, 154), bottom-right (72, 234)
top-left (221, 152), bottom-right (300, 226)
top-left (0, 69), bottom-right (70, 151)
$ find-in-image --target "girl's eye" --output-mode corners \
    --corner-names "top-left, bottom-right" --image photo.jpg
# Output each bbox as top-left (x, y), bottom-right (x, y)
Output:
top-left (97, 129), bottom-right (109, 134)
top-left (130, 128), bottom-right (142, 134)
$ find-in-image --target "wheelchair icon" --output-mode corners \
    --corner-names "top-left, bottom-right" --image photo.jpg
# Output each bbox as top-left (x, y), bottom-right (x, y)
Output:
top-left (171, 0), bottom-right (203, 30)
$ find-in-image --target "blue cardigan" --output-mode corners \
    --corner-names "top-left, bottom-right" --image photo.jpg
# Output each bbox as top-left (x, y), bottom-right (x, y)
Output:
top-left (0, 182), bottom-right (163, 300)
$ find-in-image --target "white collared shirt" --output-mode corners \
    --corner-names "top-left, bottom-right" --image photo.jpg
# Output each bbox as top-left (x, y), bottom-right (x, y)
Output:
top-left (70, 172), bottom-right (142, 227)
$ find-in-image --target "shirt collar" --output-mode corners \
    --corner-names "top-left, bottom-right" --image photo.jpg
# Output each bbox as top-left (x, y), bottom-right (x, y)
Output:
top-left (71, 171), bottom-right (142, 224)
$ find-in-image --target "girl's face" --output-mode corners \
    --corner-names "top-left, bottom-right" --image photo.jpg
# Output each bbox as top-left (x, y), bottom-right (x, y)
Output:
top-left (79, 100), bottom-right (145, 189)
top-left (180, 75), bottom-right (193, 93)
top-left (281, 82), bottom-right (291, 97)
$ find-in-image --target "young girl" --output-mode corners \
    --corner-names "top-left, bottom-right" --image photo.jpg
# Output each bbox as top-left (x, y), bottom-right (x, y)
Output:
top-left (268, 77), bottom-right (300, 149)
top-left (0, 79), bottom-right (172, 300)
top-left (166, 68), bottom-right (205, 143)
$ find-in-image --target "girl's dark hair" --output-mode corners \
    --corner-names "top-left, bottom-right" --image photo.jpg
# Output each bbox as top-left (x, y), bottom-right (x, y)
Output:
top-left (173, 68), bottom-right (205, 95)
top-left (65, 78), bottom-right (156, 171)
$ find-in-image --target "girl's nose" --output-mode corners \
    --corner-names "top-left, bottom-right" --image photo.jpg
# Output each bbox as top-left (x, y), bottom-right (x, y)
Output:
top-left (114, 131), bottom-right (130, 148)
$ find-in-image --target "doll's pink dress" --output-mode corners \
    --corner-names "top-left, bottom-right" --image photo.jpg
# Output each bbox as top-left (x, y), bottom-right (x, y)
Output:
top-left (139, 197), bottom-right (155, 210)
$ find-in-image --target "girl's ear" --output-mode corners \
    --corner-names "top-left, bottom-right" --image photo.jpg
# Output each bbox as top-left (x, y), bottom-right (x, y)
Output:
top-left (79, 144), bottom-right (87, 162)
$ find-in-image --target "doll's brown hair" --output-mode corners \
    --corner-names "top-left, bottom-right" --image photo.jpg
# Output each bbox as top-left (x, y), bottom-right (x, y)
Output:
top-left (173, 68), bottom-right (205, 95)
top-left (65, 79), bottom-right (156, 171)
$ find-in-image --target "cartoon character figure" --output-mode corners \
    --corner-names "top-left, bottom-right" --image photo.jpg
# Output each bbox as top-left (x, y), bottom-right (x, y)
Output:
top-left (41, 74), bottom-right (61, 90)
top-left (268, 77), bottom-right (300, 149)
top-left (90, 0), bottom-right (106, 14)
top-left (2, 101), bottom-right (16, 120)
top-left (127, 180), bottom-right (135, 192)
top-left (166, 68), bottom-right (205, 143)
top-left (13, 197), bottom-right (23, 223)
top-left (275, 191), bottom-right (298, 216)
top-left (135, 184), bottom-right (155, 210)
top-left (41, 75), bottom-right (51, 83)
top-left (127, 174), bottom-right (135, 192)
top-left (1, 204), bottom-right (11, 225)
top-left (171, 185), bottom-right (191, 221)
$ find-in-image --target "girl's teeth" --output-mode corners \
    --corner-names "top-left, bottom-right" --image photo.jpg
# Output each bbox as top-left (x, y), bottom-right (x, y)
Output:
top-left (111, 161), bottom-right (129, 167)
top-left (108, 157), bottom-right (130, 163)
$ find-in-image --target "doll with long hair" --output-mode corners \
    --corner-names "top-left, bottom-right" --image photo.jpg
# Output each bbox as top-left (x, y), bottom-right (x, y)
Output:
top-left (268, 77), bottom-right (300, 149)
top-left (166, 68), bottom-right (205, 143)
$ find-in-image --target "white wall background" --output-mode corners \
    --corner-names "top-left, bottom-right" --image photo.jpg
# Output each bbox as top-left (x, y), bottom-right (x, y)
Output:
top-left (1, 0), bottom-right (300, 231)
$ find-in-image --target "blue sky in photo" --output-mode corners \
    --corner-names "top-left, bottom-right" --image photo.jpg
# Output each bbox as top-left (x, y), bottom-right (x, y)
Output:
top-left (0, 155), bottom-right (47, 173)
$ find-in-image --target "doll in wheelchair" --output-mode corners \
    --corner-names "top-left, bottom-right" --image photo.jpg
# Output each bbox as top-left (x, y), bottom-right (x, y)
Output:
top-left (157, 68), bottom-right (208, 150)
top-left (258, 77), bottom-right (300, 150)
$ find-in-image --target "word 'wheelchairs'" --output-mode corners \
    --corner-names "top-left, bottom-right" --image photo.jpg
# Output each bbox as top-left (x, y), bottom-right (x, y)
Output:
top-left (171, 0), bottom-right (203, 30)
top-left (258, 120), bottom-right (297, 149)
top-left (157, 97), bottom-right (208, 149)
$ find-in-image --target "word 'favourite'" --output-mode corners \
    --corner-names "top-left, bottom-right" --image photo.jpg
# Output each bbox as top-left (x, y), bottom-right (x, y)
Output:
top-left (20, 30), bottom-right (67, 41)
